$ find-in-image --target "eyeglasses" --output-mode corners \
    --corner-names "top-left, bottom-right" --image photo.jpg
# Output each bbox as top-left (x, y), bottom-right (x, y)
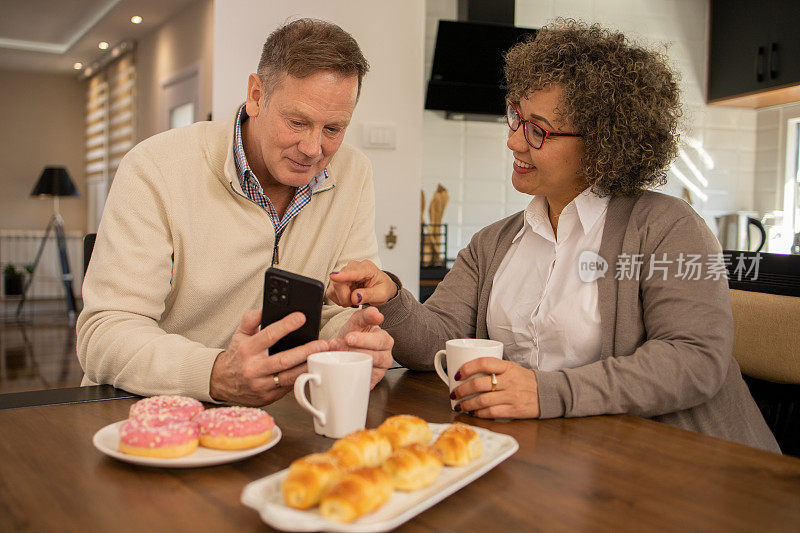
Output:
top-left (506, 101), bottom-right (582, 149)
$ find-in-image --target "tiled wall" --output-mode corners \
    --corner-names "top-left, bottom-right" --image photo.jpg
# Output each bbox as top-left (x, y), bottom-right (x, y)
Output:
top-left (422, 0), bottom-right (759, 261)
top-left (755, 109), bottom-right (783, 214)
top-left (755, 102), bottom-right (800, 252)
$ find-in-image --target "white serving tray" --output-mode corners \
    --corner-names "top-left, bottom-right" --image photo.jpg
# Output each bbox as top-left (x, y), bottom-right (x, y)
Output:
top-left (241, 423), bottom-right (519, 532)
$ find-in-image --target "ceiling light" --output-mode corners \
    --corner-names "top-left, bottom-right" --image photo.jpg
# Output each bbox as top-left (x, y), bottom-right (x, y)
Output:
top-left (98, 41), bottom-right (109, 50)
top-left (73, 62), bottom-right (83, 70)
top-left (130, 15), bottom-right (142, 24)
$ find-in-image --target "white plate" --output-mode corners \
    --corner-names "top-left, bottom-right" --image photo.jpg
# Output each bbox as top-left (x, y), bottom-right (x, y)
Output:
top-left (240, 423), bottom-right (519, 532)
top-left (93, 420), bottom-right (282, 468)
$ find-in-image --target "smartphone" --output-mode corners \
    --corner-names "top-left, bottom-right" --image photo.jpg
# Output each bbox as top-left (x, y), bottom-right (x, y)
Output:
top-left (261, 267), bottom-right (324, 354)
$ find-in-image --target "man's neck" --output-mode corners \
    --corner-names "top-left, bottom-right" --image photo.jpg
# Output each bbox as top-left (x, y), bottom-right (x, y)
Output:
top-left (242, 115), bottom-right (296, 219)
top-left (263, 185), bottom-right (296, 220)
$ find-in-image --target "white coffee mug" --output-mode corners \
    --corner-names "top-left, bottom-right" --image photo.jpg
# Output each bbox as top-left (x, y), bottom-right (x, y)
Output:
top-left (434, 339), bottom-right (503, 409)
top-left (294, 351), bottom-right (372, 438)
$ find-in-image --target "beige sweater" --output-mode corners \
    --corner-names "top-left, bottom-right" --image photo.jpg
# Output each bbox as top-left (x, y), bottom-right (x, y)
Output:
top-left (77, 116), bottom-right (379, 401)
top-left (380, 192), bottom-right (780, 452)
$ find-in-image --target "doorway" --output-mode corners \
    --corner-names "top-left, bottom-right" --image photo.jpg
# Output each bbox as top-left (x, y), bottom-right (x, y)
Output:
top-left (160, 64), bottom-right (200, 132)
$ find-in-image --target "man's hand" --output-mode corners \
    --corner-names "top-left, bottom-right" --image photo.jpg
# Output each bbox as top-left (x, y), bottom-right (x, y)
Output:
top-left (209, 309), bottom-right (328, 406)
top-left (327, 260), bottom-right (398, 307)
top-left (329, 306), bottom-right (394, 388)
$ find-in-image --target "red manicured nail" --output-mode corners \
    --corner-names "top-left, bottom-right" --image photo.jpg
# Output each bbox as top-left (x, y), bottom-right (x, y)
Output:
top-left (449, 391), bottom-right (456, 400)
top-left (356, 293), bottom-right (362, 304)
top-left (454, 371), bottom-right (462, 381)
top-left (331, 271), bottom-right (339, 274)
top-left (454, 404), bottom-right (461, 412)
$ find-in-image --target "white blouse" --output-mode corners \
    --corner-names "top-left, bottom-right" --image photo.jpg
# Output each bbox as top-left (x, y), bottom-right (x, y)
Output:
top-left (487, 188), bottom-right (610, 371)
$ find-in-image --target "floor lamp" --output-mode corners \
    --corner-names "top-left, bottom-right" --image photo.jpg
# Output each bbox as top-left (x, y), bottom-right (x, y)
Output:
top-left (16, 166), bottom-right (80, 324)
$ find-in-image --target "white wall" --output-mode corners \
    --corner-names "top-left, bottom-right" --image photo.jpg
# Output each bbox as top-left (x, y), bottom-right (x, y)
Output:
top-left (0, 69), bottom-right (85, 233)
top-left (212, 0), bottom-right (337, 119)
top-left (136, 0), bottom-right (214, 142)
top-left (213, 1), bottom-right (424, 295)
top-left (755, 102), bottom-right (800, 252)
top-left (423, 0), bottom-right (760, 258)
top-left (755, 109), bottom-right (783, 215)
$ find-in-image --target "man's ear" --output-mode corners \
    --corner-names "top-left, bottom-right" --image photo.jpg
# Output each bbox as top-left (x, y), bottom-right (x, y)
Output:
top-left (245, 73), bottom-right (263, 118)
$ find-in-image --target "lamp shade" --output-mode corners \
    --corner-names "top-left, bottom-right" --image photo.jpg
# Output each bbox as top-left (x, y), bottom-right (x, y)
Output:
top-left (31, 166), bottom-right (80, 197)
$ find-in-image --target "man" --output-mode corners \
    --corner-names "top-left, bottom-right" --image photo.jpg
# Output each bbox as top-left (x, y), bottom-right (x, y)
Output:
top-left (77, 19), bottom-right (393, 406)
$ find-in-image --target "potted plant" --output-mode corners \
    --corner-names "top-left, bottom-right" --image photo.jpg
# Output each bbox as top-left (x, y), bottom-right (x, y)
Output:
top-left (3, 264), bottom-right (25, 296)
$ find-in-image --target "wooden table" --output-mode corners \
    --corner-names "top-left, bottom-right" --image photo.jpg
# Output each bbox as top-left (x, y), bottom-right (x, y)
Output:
top-left (2, 368), bottom-right (799, 532)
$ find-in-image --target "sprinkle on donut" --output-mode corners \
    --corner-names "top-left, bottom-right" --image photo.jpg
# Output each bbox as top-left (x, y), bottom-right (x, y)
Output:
top-left (118, 419), bottom-right (199, 458)
top-left (129, 395), bottom-right (204, 426)
top-left (118, 398), bottom-right (276, 457)
top-left (193, 407), bottom-right (275, 450)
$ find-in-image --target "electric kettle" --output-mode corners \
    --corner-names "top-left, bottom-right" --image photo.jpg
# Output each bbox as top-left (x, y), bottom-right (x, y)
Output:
top-left (715, 213), bottom-right (766, 251)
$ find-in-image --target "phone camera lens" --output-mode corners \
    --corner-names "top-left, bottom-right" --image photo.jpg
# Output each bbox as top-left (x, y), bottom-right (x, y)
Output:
top-left (266, 276), bottom-right (291, 306)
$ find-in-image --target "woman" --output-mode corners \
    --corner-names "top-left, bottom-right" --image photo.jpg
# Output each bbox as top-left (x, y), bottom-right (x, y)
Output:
top-left (327, 20), bottom-right (779, 452)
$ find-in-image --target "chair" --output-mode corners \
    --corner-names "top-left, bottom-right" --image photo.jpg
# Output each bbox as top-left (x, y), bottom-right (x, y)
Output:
top-left (727, 251), bottom-right (800, 456)
top-left (83, 233), bottom-right (96, 275)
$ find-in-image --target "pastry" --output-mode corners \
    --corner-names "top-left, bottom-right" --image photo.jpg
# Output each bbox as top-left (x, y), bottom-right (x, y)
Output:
top-left (193, 406), bottom-right (274, 450)
top-left (434, 422), bottom-right (482, 466)
top-left (128, 395), bottom-right (203, 425)
top-left (382, 443), bottom-right (443, 491)
top-left (118, 419), bottom-right (198, 458)
top-left (377, 414), bottom-right (433, 450)
top-left (319, 466), bottom-right (393, 522)
top-left (329, 429), bottom-right (392, 468)
top-left (282, 453), bottom-right (343, 510)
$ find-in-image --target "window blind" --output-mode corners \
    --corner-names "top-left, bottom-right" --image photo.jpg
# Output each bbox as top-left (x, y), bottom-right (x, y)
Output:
top-left (84, 54), bottom-right (136, 231)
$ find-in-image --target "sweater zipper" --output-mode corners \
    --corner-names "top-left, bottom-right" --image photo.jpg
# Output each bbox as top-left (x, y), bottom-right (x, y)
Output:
top-left (230, 180), bottom-right (281, 266)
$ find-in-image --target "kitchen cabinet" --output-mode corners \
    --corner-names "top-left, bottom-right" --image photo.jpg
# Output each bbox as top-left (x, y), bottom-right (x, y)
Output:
top-left (708, 0), bottom-right (800, 107)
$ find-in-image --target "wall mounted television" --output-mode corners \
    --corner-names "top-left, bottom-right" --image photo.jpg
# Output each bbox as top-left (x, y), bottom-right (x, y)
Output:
top-left (425, 20), bottom-right (537, 117)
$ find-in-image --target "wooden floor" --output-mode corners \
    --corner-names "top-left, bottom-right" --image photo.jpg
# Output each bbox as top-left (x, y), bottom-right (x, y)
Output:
top-left (0, 303), bottom-right (83, 394)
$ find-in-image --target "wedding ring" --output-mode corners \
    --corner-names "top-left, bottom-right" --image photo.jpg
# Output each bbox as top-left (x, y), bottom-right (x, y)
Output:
top-left (490, 373), bottom-right (498, 392)
top-left (273, 374), bottom-right (281, 388)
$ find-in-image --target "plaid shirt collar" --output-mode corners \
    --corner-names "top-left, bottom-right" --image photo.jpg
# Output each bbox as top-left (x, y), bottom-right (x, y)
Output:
top-left (233, 104), bottom-right (328, 237)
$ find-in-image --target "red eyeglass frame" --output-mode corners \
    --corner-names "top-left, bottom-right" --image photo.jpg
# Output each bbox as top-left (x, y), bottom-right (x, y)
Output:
top-left (506, 101), bottom-right (582, 149)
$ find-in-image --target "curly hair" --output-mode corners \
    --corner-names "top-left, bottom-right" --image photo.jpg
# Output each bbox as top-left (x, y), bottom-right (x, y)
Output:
top-left (504, 19), bottom-right (681, 196)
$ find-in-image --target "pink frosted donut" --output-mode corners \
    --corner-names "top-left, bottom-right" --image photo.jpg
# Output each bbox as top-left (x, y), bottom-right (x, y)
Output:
top-left (129, 395), bottom-right (204, 426)
top-left (118, 419), bottom-right (199, 458)
top-left (193, 407), bottom-right (275, 450)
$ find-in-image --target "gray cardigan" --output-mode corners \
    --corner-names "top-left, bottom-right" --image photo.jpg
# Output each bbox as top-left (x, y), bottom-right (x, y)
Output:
top-left (379, 191), bottom-right (779, 453)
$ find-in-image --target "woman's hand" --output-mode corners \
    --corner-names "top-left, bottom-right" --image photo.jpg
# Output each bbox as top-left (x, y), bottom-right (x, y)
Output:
top-left (451, 358), bottom-right (541, 419)
top-left (327, 260), bottom-right (398, 307)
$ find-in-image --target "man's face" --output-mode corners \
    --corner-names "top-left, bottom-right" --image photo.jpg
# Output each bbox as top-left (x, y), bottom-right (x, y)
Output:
top-left (244, 71), bottom-right (359, 189)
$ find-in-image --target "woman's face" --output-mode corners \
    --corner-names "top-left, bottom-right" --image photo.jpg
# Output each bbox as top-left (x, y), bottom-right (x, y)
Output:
top-left (507, 84), bottom-right (586, 203)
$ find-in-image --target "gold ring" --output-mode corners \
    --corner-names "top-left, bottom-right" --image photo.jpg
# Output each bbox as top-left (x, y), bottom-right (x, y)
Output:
top-left (490, 373), bottom-right (497, 392)
top-left (273, 374), bottom-right (281, 388)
